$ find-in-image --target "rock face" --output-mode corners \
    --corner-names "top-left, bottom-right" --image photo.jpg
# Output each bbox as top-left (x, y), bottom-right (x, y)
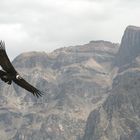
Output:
top-left (83, 71), bottom-right (140, 140)
top-left (82, 26), bottom-right (140, 140)
top-left (0, 40), bottom-right (118, 140)
top-left (114, 25), bottom-right (140, 67)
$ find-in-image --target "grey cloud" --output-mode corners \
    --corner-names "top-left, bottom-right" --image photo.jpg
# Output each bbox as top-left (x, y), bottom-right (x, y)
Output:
top-left (0, 0), bottom-right (140, 59)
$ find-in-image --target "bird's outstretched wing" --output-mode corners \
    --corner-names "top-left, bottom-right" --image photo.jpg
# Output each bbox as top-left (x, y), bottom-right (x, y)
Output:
top-left (13, 77), bottom-right (43, 98)
top-left (0, 41), bottom-right (17, 74)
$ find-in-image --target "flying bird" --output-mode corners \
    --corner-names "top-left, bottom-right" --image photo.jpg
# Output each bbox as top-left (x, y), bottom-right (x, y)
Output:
top-left (0, 41), bottom-right (43, 98)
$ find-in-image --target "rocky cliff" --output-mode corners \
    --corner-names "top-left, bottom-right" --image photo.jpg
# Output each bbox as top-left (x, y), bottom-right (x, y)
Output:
top-left (0, 40), bottom-right (118, 140)
top-left (82, 71), bottom-right (140, 140)
top-left (82, 26), bottom-right (140, 140)
top-left (114, 25), bottom-right (140, 67)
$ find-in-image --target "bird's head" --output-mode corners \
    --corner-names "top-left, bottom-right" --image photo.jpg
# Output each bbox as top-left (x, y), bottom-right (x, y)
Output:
top-left (16, 74), bottom-right (22, 80)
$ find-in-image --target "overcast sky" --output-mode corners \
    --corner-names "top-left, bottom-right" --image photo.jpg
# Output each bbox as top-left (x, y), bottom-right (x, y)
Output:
top-left (0, 0), bottom-right (140, 59)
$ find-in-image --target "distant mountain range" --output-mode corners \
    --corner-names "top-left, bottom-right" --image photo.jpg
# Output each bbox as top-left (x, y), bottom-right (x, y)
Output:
top-left (0, 25), bottom-right (139, 140)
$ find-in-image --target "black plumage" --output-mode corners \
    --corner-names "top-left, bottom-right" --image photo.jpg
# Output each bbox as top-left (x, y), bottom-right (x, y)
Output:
top-left (0, 41), bottom-right (43, 98)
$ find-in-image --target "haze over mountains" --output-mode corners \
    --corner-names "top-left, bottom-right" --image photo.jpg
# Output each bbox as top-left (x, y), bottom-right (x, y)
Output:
top-left (0, 25), bottom-right (139, 140)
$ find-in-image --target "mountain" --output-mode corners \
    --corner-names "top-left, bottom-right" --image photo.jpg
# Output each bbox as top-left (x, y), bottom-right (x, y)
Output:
top-left (82, 26), bottom-right (140, 140)
top-left (114, 25), bottom-right (140, 67)
top-left (0, 25), bottom-right (140, 140)
top-left (0, 40), bottom-right (119, 140)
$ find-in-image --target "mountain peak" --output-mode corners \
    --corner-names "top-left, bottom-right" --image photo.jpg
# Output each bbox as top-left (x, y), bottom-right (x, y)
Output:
top-left (114, 25), bottom-right (140, 67)
top-left (126, 25), bottom-right (140, 31)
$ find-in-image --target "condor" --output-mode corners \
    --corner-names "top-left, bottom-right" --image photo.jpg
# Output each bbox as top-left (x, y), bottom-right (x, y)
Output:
top-left (0, 41), bottom-right (43, 98)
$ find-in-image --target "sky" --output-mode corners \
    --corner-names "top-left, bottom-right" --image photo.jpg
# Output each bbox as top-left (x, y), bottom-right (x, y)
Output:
top-left (0, 0), bottom-right (140, 59)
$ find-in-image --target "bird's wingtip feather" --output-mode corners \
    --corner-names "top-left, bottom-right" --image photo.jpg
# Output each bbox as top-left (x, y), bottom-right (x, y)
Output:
top-left (34, 90), bottom-right (44, 98)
